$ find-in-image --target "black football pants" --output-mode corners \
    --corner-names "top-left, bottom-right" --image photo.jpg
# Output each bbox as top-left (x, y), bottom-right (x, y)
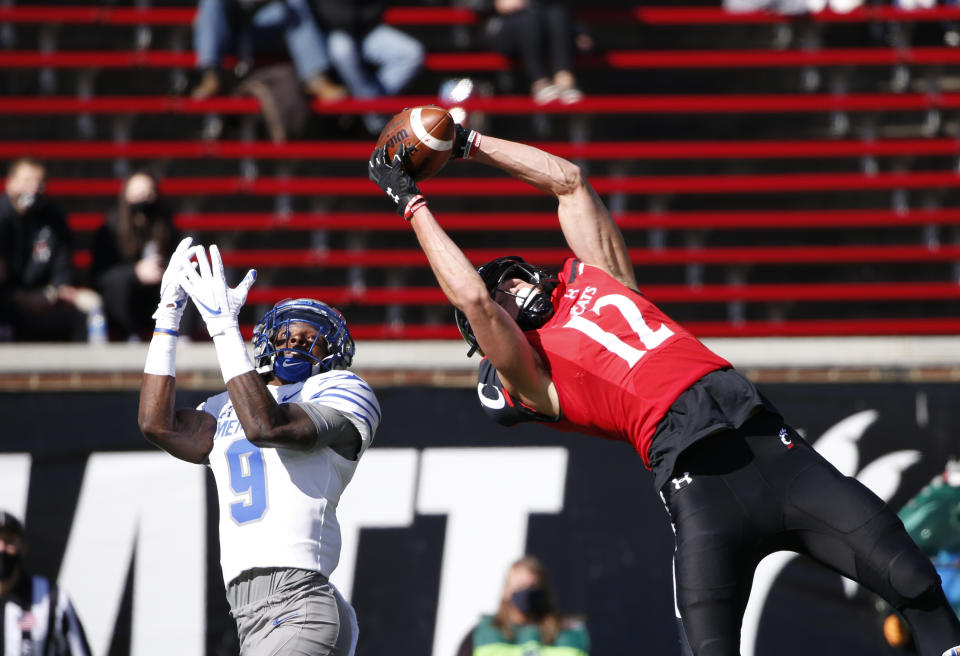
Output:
top-left (660, 411), bottom-right (960, 656)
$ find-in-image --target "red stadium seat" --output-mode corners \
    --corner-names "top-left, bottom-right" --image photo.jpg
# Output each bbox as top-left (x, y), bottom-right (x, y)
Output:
top-left (5, 138), bottom-right (959, 161)
top-left (10, 170), bottom-right (960, 198)
top-left (0, 93), bottom-right (958, 116)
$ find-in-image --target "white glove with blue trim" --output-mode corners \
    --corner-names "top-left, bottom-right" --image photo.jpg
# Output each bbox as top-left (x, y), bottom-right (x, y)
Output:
top-left (152, 236), bottom-right (196, 334)
top-left (177, 244), bottom-right (256, 338)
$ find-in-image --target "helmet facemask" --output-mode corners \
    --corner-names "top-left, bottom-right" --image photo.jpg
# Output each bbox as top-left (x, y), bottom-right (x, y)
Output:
top-left (253, 299), bottom-right (355, 383)
top-left (455, 256), bottom-right (557, 357)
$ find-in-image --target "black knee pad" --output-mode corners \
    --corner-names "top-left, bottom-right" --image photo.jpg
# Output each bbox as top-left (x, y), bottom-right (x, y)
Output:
top-left (888, 548), bottom-right (941, 605)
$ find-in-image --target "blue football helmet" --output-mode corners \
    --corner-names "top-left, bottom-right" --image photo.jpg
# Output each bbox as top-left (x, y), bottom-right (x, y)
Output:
top-left (253, 298), bottom-right (355, 383)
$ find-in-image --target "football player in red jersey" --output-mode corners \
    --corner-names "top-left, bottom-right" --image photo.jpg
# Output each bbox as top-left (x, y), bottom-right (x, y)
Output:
top-left (369, 133), bottom-right (960, 656)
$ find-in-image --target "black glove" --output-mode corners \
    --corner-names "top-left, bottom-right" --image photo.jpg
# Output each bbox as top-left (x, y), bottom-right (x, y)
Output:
top-left (452, 124), bottom-right (482, 160)
top-left (368, 144), bottom-right (427, 220)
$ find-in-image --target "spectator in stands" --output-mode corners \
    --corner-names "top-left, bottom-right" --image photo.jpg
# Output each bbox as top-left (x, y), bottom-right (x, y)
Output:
top-left (0, 511), bottom-right (91, 655)
top-left (311, 0), bottom-right (425, 133)
top-left (91, 171), bottom-right (180, 342)
top-left (0, 157), bottom-right (102, 342)
top-left (455, 555), bottom-right (589, 656)
top-left (191, 0), bottom-right (346, 102)
top-left (881, 460), bottom-right (960, 650)
top-left (484, 0), bottom-right (584, 104)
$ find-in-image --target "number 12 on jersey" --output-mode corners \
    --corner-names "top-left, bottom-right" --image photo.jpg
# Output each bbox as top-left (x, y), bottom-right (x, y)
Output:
top-left (564, 293), bottom-right (674, 368)
top-left (226, 438), bottom-right (268, 523)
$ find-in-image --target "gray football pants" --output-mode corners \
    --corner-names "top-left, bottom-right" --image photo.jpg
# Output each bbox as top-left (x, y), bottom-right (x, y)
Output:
top-left (226, 568), bottom-right (357, 656)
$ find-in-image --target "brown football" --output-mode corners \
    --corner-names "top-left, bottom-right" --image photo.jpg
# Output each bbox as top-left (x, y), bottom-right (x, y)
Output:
top-left (375, 105), bottom-right (455, 181)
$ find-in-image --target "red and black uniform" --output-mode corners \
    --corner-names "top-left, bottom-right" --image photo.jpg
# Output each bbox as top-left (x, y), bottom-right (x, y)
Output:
top-left (478, 258), bottom-right (767, 489)
top-left (476, 258), bottom-right (960, 656)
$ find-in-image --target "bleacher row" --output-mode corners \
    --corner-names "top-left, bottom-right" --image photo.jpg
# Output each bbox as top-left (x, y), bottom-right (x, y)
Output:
top-left (5, 1), bottom-right (960, 340)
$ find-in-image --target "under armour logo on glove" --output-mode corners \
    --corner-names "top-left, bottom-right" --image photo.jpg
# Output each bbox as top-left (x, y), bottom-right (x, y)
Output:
top-left (672, 472), bottom-right (693, 490)
top-left (368, 145), bottom-right (425, 219)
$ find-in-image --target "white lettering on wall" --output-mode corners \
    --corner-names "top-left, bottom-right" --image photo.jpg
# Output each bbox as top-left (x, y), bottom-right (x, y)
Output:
top-left (417, 447), bottom-right (568, 656)
top-left (0, 453), bottom-right (31, 521)
top-left (332, 448), bottom-right (419, 599)
top-left (58, 453), bottom-right (205, 656)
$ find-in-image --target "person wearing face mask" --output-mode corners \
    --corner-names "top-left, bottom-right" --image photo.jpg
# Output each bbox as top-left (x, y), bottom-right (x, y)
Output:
top-left (455, 555), bottom-right (589, 656)
top-left (0, 511), bottom-right (91, 655)
top-left (0, 157), bottom-right (101, 341)
top-left (91, 170), bottom-right (183, 342)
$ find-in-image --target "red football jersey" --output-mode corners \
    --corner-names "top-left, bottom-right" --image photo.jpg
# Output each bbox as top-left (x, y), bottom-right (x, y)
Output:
top-left (526, 258), bottom-right (730, 466)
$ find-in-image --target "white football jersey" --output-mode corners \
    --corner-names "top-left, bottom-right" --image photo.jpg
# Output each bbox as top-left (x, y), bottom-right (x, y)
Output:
top-left (200, 370), bottom-right (380, 586)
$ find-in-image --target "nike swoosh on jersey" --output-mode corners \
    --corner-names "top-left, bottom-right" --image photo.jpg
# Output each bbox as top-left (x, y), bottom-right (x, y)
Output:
top-left (279, 391), bottom-right (300, 403)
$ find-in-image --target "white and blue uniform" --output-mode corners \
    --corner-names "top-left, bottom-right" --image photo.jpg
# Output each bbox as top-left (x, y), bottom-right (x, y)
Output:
top-left (200, 369), bottom-right (380, 587)
top-left (200, 369), bottom-right (380, 656)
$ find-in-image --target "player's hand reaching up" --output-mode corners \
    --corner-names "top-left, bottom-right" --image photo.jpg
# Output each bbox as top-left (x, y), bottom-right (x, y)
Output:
top-left (368, 144), bottom-right (426, 220)
top-left (178, 243), bottom-right (256, 338)
top-left (152, 236), bottom-right (195, 333)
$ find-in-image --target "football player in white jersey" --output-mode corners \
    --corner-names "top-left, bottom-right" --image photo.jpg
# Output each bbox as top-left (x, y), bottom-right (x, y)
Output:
top-left (138, 238), bottom-right (380, 656)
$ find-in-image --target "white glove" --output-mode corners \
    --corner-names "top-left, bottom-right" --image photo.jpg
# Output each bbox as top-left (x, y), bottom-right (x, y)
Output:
top-left (152, 237), bottom-right (195, 333)
top-left (177, 243), bottom-right (257, 338)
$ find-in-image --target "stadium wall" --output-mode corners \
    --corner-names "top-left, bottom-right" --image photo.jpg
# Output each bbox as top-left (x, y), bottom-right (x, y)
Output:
top-left (2, 338), bottom-right (960, 656)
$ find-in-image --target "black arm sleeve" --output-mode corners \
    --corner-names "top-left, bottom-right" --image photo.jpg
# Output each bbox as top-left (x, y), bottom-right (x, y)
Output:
top-left (477, 358), bottom-right (557, 426)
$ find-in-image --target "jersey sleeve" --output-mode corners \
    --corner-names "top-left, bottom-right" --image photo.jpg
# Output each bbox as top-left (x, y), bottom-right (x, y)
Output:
top-left (196, 390), bottom-right (229, 419)
top-left (477, 358), bottom-right (558, 427)
top-left (301, 371), bottom-right (381, 454)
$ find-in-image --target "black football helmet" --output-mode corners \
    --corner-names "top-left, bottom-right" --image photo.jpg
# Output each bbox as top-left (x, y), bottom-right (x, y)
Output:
top-left (253, 298), bottom-right (355, 383)
top-left (455, 256), bottom-right (558, 357)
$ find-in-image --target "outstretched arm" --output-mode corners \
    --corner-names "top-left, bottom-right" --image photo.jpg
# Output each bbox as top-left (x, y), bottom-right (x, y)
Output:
top-left (463, 130), bottom-right (636, 289)
top-left (138, 237), bottom-right (216, 464)
top-left (411, 203), bottom-right (559, 416)
top-left (368, 145), bottom-right (558, 415)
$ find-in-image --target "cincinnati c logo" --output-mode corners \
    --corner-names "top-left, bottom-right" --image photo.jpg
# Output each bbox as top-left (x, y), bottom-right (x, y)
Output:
top-left (477, 383), bottom-right (505, 410)
top-left (779, 427), bottom-right (794, 449)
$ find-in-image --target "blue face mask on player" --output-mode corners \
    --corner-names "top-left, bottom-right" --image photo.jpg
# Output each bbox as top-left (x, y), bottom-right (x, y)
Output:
top-left (274, 354), bottom-right (313, 383)
top-left (253, 298), bottom-right (355, 383)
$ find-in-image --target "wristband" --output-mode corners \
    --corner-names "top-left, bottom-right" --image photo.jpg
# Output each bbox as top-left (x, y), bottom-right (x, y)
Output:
top-left (403, 195), bottom-right (427, 220)
top-left (461, 130), bottom-right (481, 159)
top-left (212, 327), bottom-right (256, 383)
top-left (152, 297), bottom-right (186, 332)
top-left (144, 332), bottom-right (178, 377)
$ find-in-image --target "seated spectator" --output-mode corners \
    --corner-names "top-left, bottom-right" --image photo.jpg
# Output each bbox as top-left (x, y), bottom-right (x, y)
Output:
top-left (0, 157), bottom-right (101, 342)
top-left (191, 0), bottom-right (346, 102)
top-left (484, 0), bottom-right (584, 104)
top-left (455, 555), bottom-right (589, 656)
top-left (881, 460), bottom-right (960, 650)
top-left (91, 171), bottom-right (180, 342)
top-left (312, 0), bottom-right (425, 133)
